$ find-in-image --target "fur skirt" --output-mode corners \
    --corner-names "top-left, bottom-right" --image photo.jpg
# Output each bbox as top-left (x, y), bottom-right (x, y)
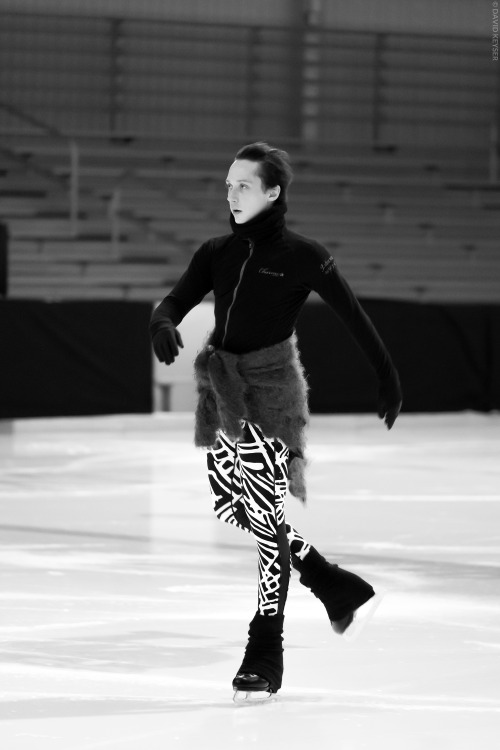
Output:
top-left (193, 334), bottom-right (309, 502)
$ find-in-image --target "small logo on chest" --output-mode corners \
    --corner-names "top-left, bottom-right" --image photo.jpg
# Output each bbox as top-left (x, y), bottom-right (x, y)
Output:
top-left (259, 267), bottom-right (285, 278)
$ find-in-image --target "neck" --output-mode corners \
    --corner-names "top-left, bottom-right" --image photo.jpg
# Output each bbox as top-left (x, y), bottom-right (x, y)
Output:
top-left (230, 202), bottom-right (287, 244)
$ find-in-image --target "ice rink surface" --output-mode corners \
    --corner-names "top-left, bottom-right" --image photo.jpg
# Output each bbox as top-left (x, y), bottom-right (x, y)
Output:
top-left (0, 412), bottom-right (499, 749)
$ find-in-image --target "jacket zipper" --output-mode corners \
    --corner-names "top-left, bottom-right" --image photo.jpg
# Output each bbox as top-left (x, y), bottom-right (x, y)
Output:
top-left (222, 239), bottom-right (254, 348)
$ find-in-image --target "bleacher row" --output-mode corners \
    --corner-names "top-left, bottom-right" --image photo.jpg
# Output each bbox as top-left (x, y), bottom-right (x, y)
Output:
top-left (1, 135), bottom-right (499, 303)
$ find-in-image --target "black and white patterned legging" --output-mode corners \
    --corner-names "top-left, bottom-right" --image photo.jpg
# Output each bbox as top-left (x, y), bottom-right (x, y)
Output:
top-left (207, 421), bottom-right (311, 617)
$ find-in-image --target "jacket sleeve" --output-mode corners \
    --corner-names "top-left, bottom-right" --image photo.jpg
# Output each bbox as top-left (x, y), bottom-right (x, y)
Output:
top-left (150, 241), bottom-right (214, 337)
top-left (302, 242), bottom-right (395, 381)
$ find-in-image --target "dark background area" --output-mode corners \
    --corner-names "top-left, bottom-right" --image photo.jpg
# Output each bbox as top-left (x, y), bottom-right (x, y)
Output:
top-left (1, 298), bottom-right (499, 419)
top-left (0, 301), bottom-right (153, 418)
top-left (296, 299), bottom-right (500, 414)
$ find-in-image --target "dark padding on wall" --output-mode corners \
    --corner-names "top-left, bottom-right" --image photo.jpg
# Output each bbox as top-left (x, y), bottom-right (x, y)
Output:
top-left (490, 310), bottom-right (500, 409)
top-left (1, 299), bottom-right (499, 419)
top-left (296, 299), bottom-right (500, 414)
top-left (0, 222), bottom-right (8, 299)
top-left (0, 301), bottom-right (153, 419)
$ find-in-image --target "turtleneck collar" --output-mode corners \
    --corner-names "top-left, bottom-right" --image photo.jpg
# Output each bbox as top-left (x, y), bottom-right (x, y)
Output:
top-left (229, 202), bottom-right (287, 245)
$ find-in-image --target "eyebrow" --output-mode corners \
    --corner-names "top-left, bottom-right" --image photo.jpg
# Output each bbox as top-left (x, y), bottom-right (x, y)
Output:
top-left (225, 178), bottom-right (253, 185)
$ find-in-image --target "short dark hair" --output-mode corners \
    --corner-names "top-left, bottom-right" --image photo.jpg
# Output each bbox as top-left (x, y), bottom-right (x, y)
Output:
top-left (234, 142), bottom-right (293, 203)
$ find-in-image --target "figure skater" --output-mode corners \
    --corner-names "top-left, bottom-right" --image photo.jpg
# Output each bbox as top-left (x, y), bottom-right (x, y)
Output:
top-left (150, 142), bottom-right (402, 702)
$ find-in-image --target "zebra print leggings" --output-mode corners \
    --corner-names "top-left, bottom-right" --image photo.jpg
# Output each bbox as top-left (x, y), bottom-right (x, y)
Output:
top-left (207, 422), bottom-right (311, 617)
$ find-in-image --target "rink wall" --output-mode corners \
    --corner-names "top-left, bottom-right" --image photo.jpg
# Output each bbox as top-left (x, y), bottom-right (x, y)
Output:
top-left (0, 300), bottom-right (152, 419)
top-left (1, 298), bottom-right (499, 419)
top-left (297, 299), bottom-right (500, 414)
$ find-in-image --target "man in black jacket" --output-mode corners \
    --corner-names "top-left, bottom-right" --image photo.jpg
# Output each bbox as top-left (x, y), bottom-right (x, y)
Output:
top-left (151, 142), bottom-right (402, 702)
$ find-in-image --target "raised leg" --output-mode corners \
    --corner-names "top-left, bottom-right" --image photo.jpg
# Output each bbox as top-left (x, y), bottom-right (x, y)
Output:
top-left (208, 425), bottom-right (378, 662)
top-left (207, 429), bottom-right (312, 559)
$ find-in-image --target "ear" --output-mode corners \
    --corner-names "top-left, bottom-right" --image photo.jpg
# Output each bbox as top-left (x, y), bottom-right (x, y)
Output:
top-left (267, 185), bottom-right (281, 202)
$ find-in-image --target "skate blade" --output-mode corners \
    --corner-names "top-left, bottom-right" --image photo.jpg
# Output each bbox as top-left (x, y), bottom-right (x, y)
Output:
top-left (233, 689), bottom-right (275, 705)
top-left (339, 589), bottom-right (386, 643)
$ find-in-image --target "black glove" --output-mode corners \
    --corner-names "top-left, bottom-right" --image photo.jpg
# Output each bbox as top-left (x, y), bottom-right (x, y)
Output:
top-left (152, 322), bottom-right (184, 365)
top-left (377, 370), bottom-right (402, 430)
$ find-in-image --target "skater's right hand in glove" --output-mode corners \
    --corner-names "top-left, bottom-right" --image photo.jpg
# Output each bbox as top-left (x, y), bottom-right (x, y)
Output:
top-left (152, 321), bottom-right (184, 365)
top-left (377, 369), bottom-right (402, 430)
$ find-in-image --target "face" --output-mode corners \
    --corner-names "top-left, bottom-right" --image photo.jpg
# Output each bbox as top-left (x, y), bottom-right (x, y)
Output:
top-left (226, 159), bottom-right (280, 224)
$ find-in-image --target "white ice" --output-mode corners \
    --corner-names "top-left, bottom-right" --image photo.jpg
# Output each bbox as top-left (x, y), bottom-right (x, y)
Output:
top-left (0, 412), bottom-right (499, 749)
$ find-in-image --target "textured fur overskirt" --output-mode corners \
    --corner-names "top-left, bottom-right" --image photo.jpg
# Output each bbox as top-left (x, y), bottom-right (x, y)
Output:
top-left (193, 334), bottom-right (309, 501)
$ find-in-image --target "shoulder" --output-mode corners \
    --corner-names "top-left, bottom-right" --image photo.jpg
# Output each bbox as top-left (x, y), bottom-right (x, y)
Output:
top-left (285, 228), bottom-right (330, 255)
top-left (284, 228), bottom-right (336, 271)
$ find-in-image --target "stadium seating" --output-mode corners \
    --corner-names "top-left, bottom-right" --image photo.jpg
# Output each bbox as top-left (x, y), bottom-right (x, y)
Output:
top-left (1, 12), bottom-right (498, 304)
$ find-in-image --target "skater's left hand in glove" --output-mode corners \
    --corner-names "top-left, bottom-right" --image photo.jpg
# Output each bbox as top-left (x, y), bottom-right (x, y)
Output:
top-left (377, 370), bottom-right (402, 430)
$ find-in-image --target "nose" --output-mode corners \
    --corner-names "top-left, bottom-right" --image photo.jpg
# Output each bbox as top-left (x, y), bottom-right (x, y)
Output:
top-left (227, 186), bottom-right (237, 204)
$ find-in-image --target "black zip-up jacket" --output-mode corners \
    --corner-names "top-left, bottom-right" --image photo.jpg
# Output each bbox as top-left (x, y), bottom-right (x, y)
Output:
top-left (150, 203), bottom-right (395, 381)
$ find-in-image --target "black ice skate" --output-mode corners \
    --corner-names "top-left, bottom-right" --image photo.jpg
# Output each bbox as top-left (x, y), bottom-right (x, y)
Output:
top-left (232, 612), bottom-right (284, 704)
top-left (292, 547), bottom-right (383, 642)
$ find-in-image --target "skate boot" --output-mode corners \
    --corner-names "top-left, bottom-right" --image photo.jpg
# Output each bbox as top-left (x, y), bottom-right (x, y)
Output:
top-left (232, 612), bottom-right (284, 704)
top-left (292, 547), bottom-right (383, 641)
